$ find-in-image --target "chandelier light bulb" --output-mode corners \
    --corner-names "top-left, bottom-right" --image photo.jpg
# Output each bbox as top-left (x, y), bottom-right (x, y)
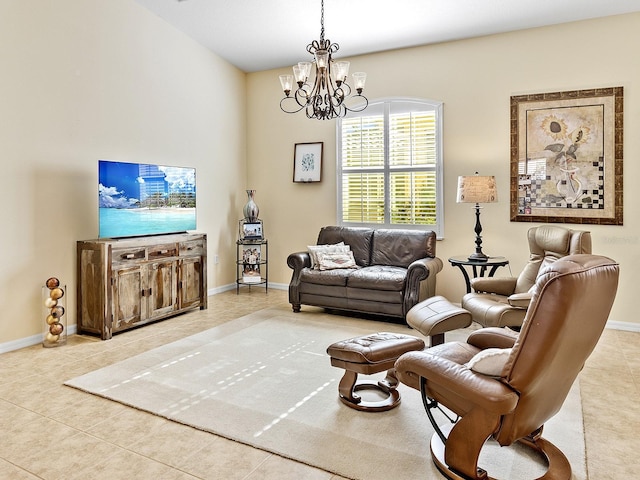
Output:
top-left (314, 50), bottom-right (329, 70)
top-left (279, 74), bottom-right (293, 96)
top-left (352, 72), bottom-right (367, 94)
top-left (333, 61), bottom-right (350, 85)
top-left (298, 62), bottom-right (311, 81)
top-left (293, 65), bottom-right (305, 86)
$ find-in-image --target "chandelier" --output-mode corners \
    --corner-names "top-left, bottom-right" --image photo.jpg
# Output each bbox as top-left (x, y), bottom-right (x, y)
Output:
top-left (279, 0), bottom-right (368, 120)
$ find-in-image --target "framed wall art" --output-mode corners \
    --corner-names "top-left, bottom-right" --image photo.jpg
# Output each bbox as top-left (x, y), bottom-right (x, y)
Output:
top-left (293, 142), bottom-right (323, 183)
top-left (510, 87), bottom-right (623, 225)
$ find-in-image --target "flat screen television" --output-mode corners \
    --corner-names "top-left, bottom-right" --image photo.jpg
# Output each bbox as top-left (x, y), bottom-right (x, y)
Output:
top-left (98, 160), bottom-right (196, 238)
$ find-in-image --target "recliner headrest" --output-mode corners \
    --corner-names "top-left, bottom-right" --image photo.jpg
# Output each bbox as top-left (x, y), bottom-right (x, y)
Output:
top-left (533, 225), bottom-right (571, 254)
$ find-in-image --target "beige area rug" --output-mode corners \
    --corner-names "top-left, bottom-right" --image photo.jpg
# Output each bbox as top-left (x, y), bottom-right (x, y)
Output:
top-left (65, 308), bottom-right (587, 480)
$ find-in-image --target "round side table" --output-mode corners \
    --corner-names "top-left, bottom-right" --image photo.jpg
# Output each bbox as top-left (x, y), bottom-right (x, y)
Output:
top-left (448, 256), bottom-right (509, 294)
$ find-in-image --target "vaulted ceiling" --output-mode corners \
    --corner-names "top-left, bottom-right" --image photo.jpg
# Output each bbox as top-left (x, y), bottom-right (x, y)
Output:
top-left (135, 0), bottom-right (640, 72)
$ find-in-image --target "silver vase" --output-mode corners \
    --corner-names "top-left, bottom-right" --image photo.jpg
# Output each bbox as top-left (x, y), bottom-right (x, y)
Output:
top-left (243, 189), bottom-right (259, 221)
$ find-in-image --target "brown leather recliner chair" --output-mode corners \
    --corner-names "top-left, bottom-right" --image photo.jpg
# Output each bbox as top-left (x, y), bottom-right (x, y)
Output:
top-left (395, 254), bottom-right (619, 480)
top-left (462, 225), bottom-right (591, 328)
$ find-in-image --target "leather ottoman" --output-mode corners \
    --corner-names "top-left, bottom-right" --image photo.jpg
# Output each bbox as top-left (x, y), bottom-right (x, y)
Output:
top-left (327, 332), bottom-right (425, 411)
top-left (407, 295), bottom-right (472, 346)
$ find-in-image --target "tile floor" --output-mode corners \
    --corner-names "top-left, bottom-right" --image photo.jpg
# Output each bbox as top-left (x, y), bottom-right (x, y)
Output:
top-left (0, 289), bottom-right (638, 479)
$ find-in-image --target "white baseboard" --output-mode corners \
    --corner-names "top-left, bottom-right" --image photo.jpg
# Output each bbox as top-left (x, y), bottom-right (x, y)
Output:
top-left (2, 296), bottom-right (636, 354)
top-left (207, 282), bottom-right (288, 296)
top-left (0, 324), bottom-right (78, 354)
top-left (606, 320), bottom-right (640, 332)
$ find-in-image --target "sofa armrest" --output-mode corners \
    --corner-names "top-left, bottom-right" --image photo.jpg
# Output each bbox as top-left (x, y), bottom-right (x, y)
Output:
top-left (470, 276), bottom-right (517, 296)
top-left (287, 251), bottom-right (311, 272)
top-left (287, 252), bottom-right (312, 308)
top-left (403, 256), bottom-right (444, 315)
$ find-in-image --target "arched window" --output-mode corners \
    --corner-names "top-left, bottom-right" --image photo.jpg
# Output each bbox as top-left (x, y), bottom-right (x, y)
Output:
top-left (337, 98), bottom-right (444, 236)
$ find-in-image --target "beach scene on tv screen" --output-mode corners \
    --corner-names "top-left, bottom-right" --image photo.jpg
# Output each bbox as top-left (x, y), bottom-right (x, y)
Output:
top-left (99, 160), bottom-right (196, 238)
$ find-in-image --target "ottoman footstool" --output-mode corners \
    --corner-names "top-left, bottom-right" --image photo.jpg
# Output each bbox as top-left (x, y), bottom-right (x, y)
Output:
top-left (327, 332), bottom-right (425, 412)
top-left (407, 295), bottom-right (472, 346)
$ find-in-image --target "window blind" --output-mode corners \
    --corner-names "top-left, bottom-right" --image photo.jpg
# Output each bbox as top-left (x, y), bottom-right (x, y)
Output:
top-left (338, 99), bottom-right (442, 232)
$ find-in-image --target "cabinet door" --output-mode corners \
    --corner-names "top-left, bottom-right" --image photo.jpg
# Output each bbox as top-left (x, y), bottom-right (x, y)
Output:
top-left (179, 256), bottom-right (204, 309)
top-left (147, 260), bottom-right (179, 319)
top-left (112, 265), bottom-right (144, 332)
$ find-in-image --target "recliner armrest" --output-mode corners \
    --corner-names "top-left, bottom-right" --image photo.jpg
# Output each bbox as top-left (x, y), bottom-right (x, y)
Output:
top-left (395, 351), bottom-right (519, 414)
top-left (467, 327), bottom-right (519, 350)
top-left (507, 292), bottom-right (532, 308)
top-left (470, 277), bottom-right (517, 295)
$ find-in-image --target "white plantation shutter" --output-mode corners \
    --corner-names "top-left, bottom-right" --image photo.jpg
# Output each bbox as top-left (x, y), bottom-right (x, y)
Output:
top-left (338, 99), bottom-right (443, 235)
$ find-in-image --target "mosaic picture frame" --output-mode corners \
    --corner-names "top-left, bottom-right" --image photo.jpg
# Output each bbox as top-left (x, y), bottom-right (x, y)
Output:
top-left (510, 87), bottom-right (623, 225)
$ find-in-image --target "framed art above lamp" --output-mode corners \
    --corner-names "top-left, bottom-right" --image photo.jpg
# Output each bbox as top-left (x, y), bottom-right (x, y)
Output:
top-left (510, 86), bottom-right (623, 225)
top-left (457, 173), bottom-right (497, 261)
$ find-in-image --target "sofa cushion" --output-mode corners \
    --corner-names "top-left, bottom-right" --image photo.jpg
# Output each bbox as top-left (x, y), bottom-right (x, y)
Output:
top-left (307, 242), bottom-right (348, 269)
top-left (317, 251), bottom-right (357, 270)
top-left (300, 267), bottom-right (351, 286)
top-left (347, 265), bottom-right (406, 291)
top-left (317, 226), bottom-right (374, 267)
top-left (371, 229), bottom-right (433, 267)
top-left (346, 287), bottom-right (402, 303)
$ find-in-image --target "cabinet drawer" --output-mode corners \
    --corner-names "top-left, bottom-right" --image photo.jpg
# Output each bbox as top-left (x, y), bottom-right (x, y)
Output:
top-left (148, 244), bottom-right (179, 259)
top-left (179, 240), bottom-right (205, 256)
top-left (112, 247), bottom-right (146, 264)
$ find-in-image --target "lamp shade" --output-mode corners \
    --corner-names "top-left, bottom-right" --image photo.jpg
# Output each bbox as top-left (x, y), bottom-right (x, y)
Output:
top-left (457, 175), bottom-right (497, 204)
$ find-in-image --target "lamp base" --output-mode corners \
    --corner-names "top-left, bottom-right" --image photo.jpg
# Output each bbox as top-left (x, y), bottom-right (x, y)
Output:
top-left (467, 252), bottom-right (488, 262)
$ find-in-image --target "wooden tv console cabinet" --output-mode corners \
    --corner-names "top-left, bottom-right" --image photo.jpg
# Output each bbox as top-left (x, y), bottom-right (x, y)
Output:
top-left (77, 233), bottom-right (207, 340)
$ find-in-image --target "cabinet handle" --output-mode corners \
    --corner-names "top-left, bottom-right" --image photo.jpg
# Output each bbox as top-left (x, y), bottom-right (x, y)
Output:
top-left (141, 289), bottom-right (146, 297)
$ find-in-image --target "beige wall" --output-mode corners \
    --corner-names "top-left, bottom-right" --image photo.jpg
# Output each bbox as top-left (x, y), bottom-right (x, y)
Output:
top-left (0, 0), bottom-right (246, 347)
top-left (1, 3), bottom-right (637, 349)
top-left (247, 13), bottom-right (640, 328)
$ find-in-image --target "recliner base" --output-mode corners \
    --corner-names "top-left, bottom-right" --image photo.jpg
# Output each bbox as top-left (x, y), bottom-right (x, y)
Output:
top-left (429, 424), bottom-right (572, 480)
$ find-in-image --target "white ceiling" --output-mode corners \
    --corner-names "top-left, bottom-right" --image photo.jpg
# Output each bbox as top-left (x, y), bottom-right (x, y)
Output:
top-left (134, 0), bottom-right (640, 73)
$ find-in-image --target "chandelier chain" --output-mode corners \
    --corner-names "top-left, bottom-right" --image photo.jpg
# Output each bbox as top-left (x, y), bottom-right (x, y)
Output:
top-left (320, 0), bottom-right (325, 43)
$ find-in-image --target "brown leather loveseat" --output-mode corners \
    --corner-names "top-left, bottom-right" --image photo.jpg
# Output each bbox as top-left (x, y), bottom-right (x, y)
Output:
top-left (287, 226), bottom-right (443, 321)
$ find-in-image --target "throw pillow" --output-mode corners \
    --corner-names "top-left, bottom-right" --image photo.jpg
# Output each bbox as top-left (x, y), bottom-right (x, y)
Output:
top-left (466, 348), bottom-right (512, 377)
top-left (317, 251), bottom-right (357, 270)
top-left (307, 243), bottom-right (348, 269)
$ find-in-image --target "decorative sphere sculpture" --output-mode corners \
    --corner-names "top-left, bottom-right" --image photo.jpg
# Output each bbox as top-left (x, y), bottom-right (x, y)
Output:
top-left (50, 288), bottom-right (64, 300)
top-left (45, 332), bottom-right (60, 343)
top-left (43, 278), bottom-right (66, 347)
top-left (49, 322), bottom-right (64, 336)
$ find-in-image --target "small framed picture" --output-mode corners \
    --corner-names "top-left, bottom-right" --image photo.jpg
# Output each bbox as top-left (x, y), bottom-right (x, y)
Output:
top-left (241, 244), bottom-right (261, 264)
top-left (293, 142), bottom-right (323, 183)
top-left (241, 221), bottom-right (263, 240)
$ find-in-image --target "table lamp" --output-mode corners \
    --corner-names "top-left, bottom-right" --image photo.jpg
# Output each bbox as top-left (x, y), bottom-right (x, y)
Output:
top-left (457, 172), bottom-right (497, 261)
